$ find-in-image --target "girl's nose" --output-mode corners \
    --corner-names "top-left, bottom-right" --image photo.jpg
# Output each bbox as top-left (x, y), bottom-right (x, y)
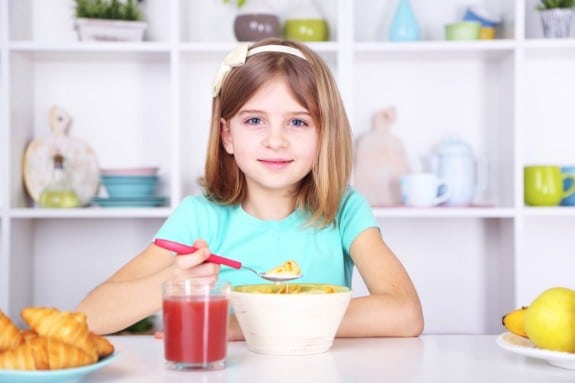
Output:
top-left (263, 126), bottom-right (288, 149)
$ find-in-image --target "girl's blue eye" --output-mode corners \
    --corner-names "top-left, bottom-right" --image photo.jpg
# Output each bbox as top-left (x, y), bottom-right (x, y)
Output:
top-left (246, 117), bottom-right (262, 125)
top-left (291, 119), bottom-right (308, 127)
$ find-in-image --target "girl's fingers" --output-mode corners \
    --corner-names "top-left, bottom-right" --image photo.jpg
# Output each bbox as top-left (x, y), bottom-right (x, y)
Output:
top-left (192, 238), bottom-right (209, 249)
top-left (174, 249), bottom-right (210, 269)
top-left (173, 259), bottom-right (220, 280)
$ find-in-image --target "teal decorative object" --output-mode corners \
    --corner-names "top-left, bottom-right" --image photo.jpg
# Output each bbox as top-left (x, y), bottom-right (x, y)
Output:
top-left (388, 0), bottom-right (420, 42)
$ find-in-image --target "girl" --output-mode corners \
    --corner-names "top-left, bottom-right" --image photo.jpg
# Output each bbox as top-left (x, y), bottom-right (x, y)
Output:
top-left (77, 38), bottom-right (424, 339)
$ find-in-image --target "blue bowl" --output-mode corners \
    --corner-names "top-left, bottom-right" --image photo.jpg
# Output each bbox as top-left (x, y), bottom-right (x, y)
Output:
top-left (463, 6), bottom-right (501, 28)
top-left (561, 166), bottom-right (575, 206)
top-left (102, 175), bottom-right (158, 183)
top-left (101, 175), bottom-right (158, 197)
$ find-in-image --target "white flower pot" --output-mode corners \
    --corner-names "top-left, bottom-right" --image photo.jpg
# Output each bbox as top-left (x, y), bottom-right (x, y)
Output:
top-left (75, 18), bottom-right (148, 42)
top-left (539, 9), bottom-right (574, 39)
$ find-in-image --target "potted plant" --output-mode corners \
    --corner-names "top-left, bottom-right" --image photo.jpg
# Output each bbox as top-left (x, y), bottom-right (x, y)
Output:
top-left (74, 0), bottom-right (148, 42)
top-left (536, 0), bottom-right (575, 38)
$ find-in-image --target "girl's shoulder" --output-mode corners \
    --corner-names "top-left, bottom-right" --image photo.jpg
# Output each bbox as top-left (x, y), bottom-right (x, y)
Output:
top-left (339, 187), bottom-right (371, 211)
top-left (174, 194), bottom-right (234, 221)
top-left (180, 194), bottom-right (230, 210)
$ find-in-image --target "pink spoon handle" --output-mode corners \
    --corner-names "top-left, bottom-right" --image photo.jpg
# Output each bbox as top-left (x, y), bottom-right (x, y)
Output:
top-left (153, 238), bottom-right (241, 269)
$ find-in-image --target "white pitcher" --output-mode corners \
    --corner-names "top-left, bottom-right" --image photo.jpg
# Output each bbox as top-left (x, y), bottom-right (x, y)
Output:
top-left (431, 138), bottom-right (486, 207)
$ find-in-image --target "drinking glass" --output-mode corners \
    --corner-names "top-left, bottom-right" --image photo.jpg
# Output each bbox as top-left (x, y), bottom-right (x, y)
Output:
top-left (162, 278), bottom-right (231, 370)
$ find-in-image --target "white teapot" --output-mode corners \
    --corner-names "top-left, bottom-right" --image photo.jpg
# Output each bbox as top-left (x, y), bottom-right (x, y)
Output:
top-left (431, 137), bottom-right (486, 207)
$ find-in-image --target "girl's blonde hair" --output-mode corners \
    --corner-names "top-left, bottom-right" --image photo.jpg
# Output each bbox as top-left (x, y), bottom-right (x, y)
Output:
top-left (202, 38), bottom-right (352, 228)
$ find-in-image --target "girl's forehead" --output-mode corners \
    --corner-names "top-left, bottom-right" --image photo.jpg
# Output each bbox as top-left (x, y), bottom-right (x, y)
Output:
top-left (240, 76), bottom-right (307, 111)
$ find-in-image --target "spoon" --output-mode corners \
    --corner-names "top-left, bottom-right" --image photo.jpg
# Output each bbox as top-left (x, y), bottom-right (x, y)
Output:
top-left (153, 238), bottom-right (302, 283)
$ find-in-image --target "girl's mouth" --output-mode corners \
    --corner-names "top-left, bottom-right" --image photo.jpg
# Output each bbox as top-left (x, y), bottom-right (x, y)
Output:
top-left (259, 159), bottom-right (293, 169)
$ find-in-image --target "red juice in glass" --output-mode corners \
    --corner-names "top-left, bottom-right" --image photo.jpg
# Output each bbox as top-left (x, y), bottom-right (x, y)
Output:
top-left (162, 279), bottom-right (230, 370)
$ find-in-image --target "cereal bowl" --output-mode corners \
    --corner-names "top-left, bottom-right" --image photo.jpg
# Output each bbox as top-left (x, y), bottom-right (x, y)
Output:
top-left (230, 283), bottom-right (352, 355)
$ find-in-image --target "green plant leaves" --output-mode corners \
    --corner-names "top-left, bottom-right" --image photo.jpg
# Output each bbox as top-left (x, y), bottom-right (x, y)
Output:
top-left (536, 0), bottom-right (575, 10)
top-left (75, 0), bottom-right (142, 21)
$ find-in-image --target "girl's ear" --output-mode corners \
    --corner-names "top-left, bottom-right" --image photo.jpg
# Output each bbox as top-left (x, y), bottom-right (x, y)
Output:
top-left (220, 118), bottom-right (234, 154)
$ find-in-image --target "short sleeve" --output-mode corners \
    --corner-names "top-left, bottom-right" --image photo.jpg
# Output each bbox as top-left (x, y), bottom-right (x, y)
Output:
top-left (338, 188), bottom-right (379, 253)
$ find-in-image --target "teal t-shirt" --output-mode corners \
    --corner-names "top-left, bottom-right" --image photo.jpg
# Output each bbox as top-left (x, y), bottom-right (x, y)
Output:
top-left (153, 188), bottom-right (378, 288)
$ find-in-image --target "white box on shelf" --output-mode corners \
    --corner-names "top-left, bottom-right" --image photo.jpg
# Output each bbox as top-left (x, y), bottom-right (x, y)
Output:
top-left (75, 18), bottom-right (148, 42)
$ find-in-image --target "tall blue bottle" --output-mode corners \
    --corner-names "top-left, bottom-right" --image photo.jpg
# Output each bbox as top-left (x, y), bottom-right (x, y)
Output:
top-left (388, 0), bottom-right (420, 42)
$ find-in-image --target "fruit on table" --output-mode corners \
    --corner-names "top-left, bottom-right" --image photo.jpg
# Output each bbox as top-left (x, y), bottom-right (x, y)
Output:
top-left (502, 306), bottom-right (528, 338)
top-left (524, 286), bottom-right (575, 353)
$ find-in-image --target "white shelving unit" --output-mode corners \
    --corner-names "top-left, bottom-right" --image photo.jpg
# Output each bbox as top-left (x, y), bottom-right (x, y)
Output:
top-left (1, 0), bottom-right (574, 334)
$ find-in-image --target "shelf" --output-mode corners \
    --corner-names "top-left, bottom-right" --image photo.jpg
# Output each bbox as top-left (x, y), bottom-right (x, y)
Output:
top-left (9, 207), bottom-right (172, 219)
top-left (355, 40), bottom-right (516, 60)
top-left (521, 207), bottom-right (575, 217)
top-left (8, 41), bottom-right (171, 61)
top-left (372, 207), bottom-right (515, 219)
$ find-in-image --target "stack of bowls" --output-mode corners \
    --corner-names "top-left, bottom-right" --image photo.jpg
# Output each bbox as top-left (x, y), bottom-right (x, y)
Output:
top-left (92, 167), bottom-right (167, 207)
top-left (463, 6), bottom-right (501, 40)
top-left (445, 6), bottom-right (501, 41)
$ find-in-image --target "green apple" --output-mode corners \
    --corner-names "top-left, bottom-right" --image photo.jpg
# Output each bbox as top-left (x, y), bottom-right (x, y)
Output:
top-left (525, 286), bottom-right (575, 352)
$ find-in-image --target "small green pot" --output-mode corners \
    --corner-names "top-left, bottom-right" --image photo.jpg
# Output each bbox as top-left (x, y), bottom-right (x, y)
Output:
top-left (284, 18), bottom-right (329, 42)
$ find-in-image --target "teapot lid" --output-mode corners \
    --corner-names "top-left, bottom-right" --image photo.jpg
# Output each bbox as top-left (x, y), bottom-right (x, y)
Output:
top-left (436, 137), bottom-right (473, 156)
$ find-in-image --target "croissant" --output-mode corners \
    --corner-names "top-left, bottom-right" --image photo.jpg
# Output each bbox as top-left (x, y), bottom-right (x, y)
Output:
top-left (0, 310), bottom-right (23, 352)
top-left (0, 338), bottom-right (36, 370)
top-left (89, 332), bottom-right (115, 358)
top-left (20, 307), bottom-right (97, 360)
top-left (0, 335), bottom-right (95, 370)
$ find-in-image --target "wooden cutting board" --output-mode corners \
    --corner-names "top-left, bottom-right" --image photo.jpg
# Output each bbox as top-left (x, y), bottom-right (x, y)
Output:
top-left (354, 106), bottom-right (409, 206)
top-left (23, 105), bottom-right (100, 206)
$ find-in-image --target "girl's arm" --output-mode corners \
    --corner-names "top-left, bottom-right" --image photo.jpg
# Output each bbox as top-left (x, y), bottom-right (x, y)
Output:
top-left (76, 241), bottom-right (217, 335)
top-left (336, 227), bottom-right (424, 337)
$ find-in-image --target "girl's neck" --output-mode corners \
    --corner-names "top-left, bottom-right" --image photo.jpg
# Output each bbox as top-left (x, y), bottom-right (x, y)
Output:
top-left (242, 190), bottom-right (296, 221)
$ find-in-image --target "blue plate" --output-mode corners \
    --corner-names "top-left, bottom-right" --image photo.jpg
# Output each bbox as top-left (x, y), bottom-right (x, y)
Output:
top-left (92, 196), bottom-right (167, 208)
top-left (0, 353), bottom-right (119, 383)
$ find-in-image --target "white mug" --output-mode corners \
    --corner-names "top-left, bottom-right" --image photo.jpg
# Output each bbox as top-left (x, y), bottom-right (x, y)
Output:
top-left (400, 173), bottom-right (450, 207)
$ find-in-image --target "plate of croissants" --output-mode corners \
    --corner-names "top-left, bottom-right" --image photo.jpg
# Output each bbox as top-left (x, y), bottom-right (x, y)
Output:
top-left (0, 306), bottom-right (117, 382)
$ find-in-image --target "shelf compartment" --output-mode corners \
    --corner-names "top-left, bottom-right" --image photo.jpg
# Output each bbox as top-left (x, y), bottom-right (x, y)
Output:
top-left (517, 216), bottom-right (575, 306)
top-left (180, 0), bottom-right (340, 44)
top-left (8, 50), bottom-right (173, 208)
top-left (352, 51), bottom-right (515, 208)
top-left (522, 54), bottom-right (575, 166)
top-left (354, 0), bottom-right (516, 43)
top-left (8, 0), bottom-right (172, 43)
top-left (357, 217), bottom-right (514, 333)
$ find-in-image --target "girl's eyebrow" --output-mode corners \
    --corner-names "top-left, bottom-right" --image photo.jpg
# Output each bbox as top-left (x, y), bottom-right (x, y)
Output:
top-left (237, 109), bottom-right (311, 116)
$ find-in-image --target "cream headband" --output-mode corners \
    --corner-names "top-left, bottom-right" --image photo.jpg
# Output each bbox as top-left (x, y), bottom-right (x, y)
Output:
top-left (212, 43), bottom-right (308, 97)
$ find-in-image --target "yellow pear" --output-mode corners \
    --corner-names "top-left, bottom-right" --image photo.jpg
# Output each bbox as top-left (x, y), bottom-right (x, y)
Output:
top-left (524, 286), bottom-right (575, 353)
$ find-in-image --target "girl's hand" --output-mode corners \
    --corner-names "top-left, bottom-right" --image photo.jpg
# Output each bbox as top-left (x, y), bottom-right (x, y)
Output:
top-left (172, 239), bottom-right (220, 281)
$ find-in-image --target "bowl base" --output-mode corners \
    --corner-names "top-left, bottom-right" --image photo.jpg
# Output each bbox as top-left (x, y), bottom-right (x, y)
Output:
top-left (245, 341), bottom-right (334, 355)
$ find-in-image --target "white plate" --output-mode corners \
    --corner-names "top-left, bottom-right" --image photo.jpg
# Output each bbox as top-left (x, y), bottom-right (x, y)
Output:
top-left (0, 353), bottom-right (118, 383)
top-left (496, 332), bottom-right (575, 370)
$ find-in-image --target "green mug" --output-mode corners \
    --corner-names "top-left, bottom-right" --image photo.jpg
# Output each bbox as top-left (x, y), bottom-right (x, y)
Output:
top-left (524, 165), bottom-right (575, 206)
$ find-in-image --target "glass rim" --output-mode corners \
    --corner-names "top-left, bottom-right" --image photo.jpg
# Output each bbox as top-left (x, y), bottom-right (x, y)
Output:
top-left (162, 278), bottom-right (231, 297)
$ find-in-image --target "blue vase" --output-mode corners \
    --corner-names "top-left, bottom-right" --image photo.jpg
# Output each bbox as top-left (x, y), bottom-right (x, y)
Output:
top-left (388, 0), bottom-right (420, 42)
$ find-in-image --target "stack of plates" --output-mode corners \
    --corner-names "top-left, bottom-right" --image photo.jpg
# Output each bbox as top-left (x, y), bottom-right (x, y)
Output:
top-left (92, 167), bottom-right (167, 208)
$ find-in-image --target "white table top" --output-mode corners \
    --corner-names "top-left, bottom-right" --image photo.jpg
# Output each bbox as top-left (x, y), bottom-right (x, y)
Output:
top-left (84, 335), bottom-right (575, 383)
